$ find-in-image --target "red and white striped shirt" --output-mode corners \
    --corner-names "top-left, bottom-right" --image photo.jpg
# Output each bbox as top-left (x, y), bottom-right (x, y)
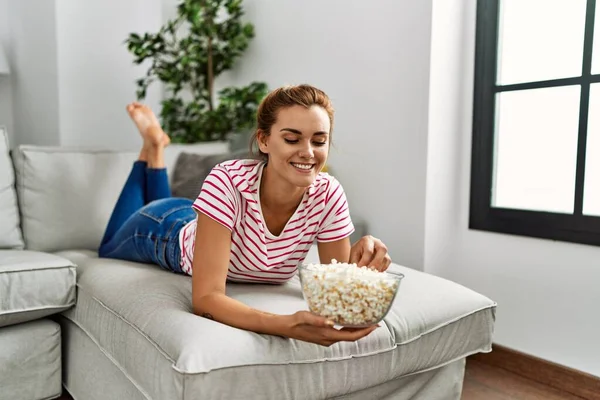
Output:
top-left (178, 159), bottom-right (354, 283)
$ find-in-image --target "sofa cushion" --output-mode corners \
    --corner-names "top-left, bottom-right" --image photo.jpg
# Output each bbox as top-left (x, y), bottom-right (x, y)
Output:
top-left (12, 146), bottom-right (137, 252)
top-left (0, 250), bottom-right (76, 328)
top-left (228, 130), bottom-right (253, 153)
top-left (12, 142), bottom-right (229, 252)
top-left (0, 126), bottom-right (24, 249)
top-left (0, 319), bottom-right (62, 400)
top-left (56, 249), bottom-right (496, 400)
top-left (171, 148), bottom-right (254, 200)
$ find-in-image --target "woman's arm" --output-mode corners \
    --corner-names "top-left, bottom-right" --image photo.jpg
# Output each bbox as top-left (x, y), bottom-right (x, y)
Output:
top-left (191, 213), bottom-right (377, 344)
top-left (191, 213), bottom-right (284, 334)
top-left (315, 176), bottom-right (354, 265)
top-left (317, 237), bottom-right (351, 264)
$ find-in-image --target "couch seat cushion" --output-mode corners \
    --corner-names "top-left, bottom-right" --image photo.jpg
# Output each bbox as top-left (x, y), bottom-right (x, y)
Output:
top-left (0, 319), bottom-right (62, 399)
top-left (0, 250), bottom-right (76, 328)
top-left (57, 249), bottom-right (495, 400)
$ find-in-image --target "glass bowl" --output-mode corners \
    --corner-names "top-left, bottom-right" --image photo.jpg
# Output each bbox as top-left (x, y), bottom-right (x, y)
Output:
top-left (298, 262), bottom-right (404, 328)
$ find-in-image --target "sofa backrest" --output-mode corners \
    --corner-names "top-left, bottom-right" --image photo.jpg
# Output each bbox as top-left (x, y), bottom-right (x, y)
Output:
top-left (0, 127), bottom-right (24, 249)
top-left (12, 142), bottom-right (228, 253)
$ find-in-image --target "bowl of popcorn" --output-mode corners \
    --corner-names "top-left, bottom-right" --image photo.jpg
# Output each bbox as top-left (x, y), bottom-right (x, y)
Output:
top-left (298, 260), bottom-right (404, 327)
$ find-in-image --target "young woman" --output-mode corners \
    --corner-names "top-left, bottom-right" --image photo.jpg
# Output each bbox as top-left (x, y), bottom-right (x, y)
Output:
top-left (99, 84), bottom-right (391, 346)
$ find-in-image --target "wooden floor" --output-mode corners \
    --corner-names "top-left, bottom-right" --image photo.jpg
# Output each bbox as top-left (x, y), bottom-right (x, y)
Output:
top-left (57, 358), bottom-right (583, 399)
top-left (462, 359), bottom-right (585, 400)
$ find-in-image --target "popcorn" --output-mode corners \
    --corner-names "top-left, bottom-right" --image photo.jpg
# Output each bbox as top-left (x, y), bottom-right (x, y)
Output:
top-left (299, 260), bottom-right (402, 327)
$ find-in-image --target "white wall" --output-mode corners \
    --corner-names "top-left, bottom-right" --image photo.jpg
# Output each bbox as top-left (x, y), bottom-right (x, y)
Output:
top-left (55, 0), bottom-right (163, 149)
top-left (217, 0), bottom-right (433, 268)
top-left (7, 0), bottom-right (61, 147)
top-left (0, 0), bottom-right (162, 149)
top-left (426, 0), bottom-right (600, 377)
top-left (425, 0), bottom-right (464, 274)
top-left (0, 0), bottom-right (14, 145)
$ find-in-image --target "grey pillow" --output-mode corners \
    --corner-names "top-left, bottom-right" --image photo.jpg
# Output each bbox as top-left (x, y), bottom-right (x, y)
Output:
top-left (228, 130), bottom-right (253, 153)
top-left (171, 149), bottom-right (255, 200)
top-left (0, 126), bottom-right (24, 249)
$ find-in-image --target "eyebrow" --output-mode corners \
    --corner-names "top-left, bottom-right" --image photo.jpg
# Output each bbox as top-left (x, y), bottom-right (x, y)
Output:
top-left (280, 128), bottom-right (328, 135)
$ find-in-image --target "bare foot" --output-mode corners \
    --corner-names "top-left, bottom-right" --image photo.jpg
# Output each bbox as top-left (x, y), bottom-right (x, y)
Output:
top-left (126, 102), bottom-right (170, 147)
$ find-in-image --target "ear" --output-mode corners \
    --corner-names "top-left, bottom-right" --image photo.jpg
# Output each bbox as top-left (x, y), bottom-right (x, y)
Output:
top-left (257, 130), bottom-right (270, 154)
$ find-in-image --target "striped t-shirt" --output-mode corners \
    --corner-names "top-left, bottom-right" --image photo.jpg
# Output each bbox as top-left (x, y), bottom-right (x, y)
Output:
top-left (178, 159), bottom-right (355, 283)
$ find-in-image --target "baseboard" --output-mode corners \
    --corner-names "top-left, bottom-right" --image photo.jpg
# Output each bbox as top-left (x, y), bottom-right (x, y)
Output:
top-left (470, 344), bottom-right (600, 400)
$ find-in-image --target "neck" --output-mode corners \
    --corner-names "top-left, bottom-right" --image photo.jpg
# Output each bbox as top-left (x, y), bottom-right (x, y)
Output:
top-left (260, 163), bottom-right (306, 213)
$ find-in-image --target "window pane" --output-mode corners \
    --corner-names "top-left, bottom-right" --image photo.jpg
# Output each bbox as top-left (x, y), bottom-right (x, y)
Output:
top-left (583, 84), bottom-right (600, 215)
top-left (493, 86), bottom-right (580, 213)
top-left (592, 1), bottom-right (600, 73)
top-left (497, 0), bottom-right (586, 85)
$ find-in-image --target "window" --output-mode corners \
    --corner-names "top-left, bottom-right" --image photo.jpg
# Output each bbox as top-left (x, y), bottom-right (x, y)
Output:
top-left (470, 0), bottom-right (600, 246)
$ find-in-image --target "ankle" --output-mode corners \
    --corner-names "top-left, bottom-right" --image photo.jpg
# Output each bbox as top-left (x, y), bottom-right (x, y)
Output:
top-left (145, 144), bottom-right (165, 169)
top-left (144, 126), bottom-right (165, 147)
top-left (138, 147), bottom-right (148, 162)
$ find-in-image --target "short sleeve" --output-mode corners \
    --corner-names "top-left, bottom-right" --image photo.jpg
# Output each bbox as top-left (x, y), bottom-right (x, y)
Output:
top-left (192, 166), bottom-right (238, 231)
top-left (317, 177), bottom-right (355, 242)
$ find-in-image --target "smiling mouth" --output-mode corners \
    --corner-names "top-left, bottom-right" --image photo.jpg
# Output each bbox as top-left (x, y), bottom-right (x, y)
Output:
top-left (290, 162), bottom-right (315, 171)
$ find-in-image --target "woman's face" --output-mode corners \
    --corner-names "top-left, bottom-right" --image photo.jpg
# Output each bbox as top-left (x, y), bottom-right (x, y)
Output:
top-left (258, 105), bottom-right (330, 188)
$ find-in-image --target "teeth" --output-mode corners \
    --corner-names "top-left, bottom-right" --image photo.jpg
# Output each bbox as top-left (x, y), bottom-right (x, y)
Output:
top-left (292, 163), bottom-right (313, 170)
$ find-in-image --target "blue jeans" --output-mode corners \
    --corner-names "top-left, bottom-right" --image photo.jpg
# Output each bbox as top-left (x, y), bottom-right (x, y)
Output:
top-left (98, 161), bottom-right (196, 273)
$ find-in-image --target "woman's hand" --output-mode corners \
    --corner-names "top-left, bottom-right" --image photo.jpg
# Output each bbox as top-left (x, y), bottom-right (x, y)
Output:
top-left (349, 235), bottom-right (392, 272)
top-left (278, 311), bottom-right (378, 346)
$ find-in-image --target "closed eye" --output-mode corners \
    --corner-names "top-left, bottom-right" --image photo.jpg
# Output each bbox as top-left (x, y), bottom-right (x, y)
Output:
top-left (284, 138), bottom-right (328, 146)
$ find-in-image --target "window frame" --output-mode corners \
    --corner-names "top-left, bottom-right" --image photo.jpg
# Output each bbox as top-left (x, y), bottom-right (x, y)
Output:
top-left (469, 0), bottom-right (600, 246)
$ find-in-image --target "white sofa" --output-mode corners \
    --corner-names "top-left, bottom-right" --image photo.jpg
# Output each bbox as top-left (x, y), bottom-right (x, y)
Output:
top-left (0, 127), bottom-right (496, 400)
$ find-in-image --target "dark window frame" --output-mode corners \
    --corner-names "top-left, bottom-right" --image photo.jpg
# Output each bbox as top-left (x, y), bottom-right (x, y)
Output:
top-left (469, 0), bottom-right (600, 247)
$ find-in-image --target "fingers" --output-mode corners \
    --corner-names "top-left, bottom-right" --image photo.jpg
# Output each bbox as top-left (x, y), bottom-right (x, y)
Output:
top-left (318, 325), bottom-right (378, 346)
top-left (330, 325), bottom-right (378, 342)
top-left (357, 237), bottom-right (375, 267)
top-left (382, 254), bottom-right (392, 271)
top-left (369, 245), bottom-right (387, 271)
top-left (293, 312), bottom-right (379, 346)
top-left (297, 311), bottom-right (335, 328)
top-left (351, 236), bottom-right (391, 270)
top-left (370, 242), bottom-right (391, 271)
top-left (349, 242), bottom-right (362, 265)
top-left (339, 326), bottom-right (376, 333)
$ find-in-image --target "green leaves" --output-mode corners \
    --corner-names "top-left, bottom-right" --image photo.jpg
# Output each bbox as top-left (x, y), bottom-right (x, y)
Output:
top-left (125, 0), bottom-right (267, 143)
top-left (218, 82), bottom-right (269, 132)
top-left (159, 82), bottom-right (267, 143)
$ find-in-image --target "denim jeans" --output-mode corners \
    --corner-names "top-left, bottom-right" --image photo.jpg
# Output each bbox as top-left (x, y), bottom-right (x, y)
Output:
top-left (98, 161), bottom-right (196, 273)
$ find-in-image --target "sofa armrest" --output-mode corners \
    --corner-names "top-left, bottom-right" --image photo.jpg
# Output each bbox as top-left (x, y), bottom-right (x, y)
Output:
top-left (0, 250), bottom-right (76, 328)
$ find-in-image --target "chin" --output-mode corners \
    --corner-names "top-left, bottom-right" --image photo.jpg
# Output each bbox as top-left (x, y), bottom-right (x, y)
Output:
top-left (294, 176), bottom-right (316, 188)
top-left (282, 173), bottom-right (314, 188)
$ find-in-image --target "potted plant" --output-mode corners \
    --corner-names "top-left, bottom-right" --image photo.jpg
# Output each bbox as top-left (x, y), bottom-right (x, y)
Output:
top-left (125, 0), bottom-right (268, 144)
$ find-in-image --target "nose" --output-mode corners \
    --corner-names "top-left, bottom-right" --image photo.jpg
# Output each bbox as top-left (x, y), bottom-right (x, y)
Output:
top-left (298, 142), bottom-right (315, 159)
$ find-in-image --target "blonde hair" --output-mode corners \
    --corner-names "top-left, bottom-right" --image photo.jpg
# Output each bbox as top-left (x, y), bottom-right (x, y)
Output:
top-left (250, 84), bottom-right (334, 160)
